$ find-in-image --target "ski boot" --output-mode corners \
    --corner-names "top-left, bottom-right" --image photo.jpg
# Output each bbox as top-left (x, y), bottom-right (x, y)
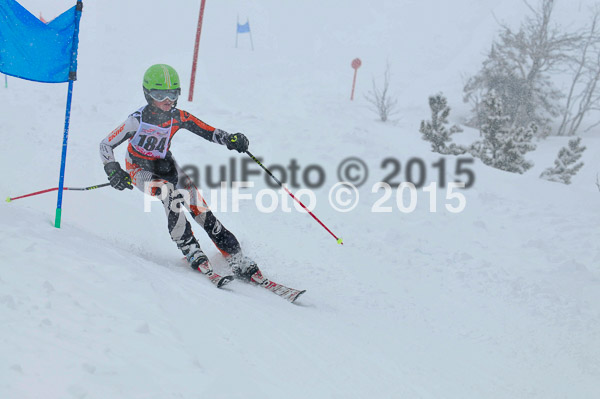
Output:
top-left (227, 253), bottom-right (266, 285)
top-left (227, 253), bottom-right (306, 302)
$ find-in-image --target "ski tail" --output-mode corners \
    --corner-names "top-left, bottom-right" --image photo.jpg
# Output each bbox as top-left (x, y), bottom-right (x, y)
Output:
top-left (212, 274), bottom-right (234, 288)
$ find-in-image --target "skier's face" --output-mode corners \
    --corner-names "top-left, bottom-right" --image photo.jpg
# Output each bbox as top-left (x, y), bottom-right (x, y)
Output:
top-left (153, 98), bottom-right (174, 112)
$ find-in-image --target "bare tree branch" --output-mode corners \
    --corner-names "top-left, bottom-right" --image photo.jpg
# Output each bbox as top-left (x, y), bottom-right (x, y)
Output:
top-left (558, 11), bottom-right (598, 135)
top-left (364, 62), bottom-right (398, 122)
top-left (559, 6), bottom-right (600, 136)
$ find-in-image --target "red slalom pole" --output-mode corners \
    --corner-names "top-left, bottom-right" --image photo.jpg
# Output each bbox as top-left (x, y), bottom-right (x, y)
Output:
top-left (246, 151), bottom-right (344, 245)
top-left (7, 182), bottom-right (110, 202)
top-left (188, 0), bottom-right (207, 102)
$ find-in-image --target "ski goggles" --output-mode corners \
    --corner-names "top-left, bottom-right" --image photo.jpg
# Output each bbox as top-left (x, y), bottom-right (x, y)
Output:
top-left (148, 89), bottom-right (180, 102)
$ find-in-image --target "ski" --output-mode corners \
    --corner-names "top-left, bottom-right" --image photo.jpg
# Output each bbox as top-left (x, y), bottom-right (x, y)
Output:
top-left (245, 268), bottom-right (306, 303)
top-left (180, 257), bottom-right (304, 300)
top-left (196, 260), bottom-right (234, 288)
top-left (182, 257), bottom-right (234, 288)
top-left (204, 271), bottom-right (234, 288)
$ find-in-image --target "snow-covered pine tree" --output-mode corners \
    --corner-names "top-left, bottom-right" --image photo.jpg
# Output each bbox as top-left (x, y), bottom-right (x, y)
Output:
top-left (419, 93), bottom-right (465, 155)
top-left (494, 124), bottom-right (537, 173)
top-left (469, 91), bottom-right (510, 165)
top-left (470, 90), bottom-right (537, 174)
top-left (540, 137), bottom-right (586, 184)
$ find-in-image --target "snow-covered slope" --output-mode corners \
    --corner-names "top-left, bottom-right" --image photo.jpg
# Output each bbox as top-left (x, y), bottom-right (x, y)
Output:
top-left (1, 1), bottom-right (599, 398)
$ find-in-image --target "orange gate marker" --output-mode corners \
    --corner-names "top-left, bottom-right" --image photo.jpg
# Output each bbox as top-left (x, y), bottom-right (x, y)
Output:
top-left (350, 58), bottom-right (362, 101)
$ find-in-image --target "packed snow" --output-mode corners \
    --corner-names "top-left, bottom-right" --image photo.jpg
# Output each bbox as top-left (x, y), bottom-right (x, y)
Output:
top-left (1, 0), bottom-right (599, 398)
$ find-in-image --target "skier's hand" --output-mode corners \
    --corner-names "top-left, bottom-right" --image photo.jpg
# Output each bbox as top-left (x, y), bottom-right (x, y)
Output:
top-left (104, 162), bottom-right (133, 191)
top-left (226, 133), bottom-right (249, 153)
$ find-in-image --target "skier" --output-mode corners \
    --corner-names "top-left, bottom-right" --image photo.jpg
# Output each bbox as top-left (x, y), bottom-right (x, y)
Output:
top-left (99, 64), bottom-right (261, 287)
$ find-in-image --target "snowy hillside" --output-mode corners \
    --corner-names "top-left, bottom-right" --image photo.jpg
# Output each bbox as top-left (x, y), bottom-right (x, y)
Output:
top-left (1, 0), bottom-right (599, 398)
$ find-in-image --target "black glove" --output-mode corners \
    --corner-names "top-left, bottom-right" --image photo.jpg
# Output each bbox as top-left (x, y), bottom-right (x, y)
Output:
top-left (226, 133), bottom-right (249, 153)
top-left (104, 162), bottom-right (133, 191)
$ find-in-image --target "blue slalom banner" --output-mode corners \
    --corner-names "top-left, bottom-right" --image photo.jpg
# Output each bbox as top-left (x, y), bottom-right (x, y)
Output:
top-left (0, 0), bottom-right (84, 228)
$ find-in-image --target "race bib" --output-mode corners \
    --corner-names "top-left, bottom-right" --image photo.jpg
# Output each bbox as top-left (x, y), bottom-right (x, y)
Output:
top-left (130, 120), bottom-right (173, 159)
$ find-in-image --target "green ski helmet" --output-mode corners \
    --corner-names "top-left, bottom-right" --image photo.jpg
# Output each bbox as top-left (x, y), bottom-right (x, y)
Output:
top-left (142, 64), bottom-right (181, 106)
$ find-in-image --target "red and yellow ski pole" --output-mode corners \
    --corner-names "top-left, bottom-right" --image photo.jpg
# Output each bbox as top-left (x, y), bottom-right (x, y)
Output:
top-left (246, 151), bottom-right (343, 245)
top-left (6, 182), bottom-right (110, 202)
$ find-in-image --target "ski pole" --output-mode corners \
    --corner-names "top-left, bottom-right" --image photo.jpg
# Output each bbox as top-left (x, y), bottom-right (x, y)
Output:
top-left (245, 151), bottom-right (343, 245)
top-left (6, 182), bottom-right (111, 202)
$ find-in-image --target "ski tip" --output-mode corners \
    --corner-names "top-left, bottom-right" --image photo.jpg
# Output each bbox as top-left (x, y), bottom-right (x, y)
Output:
top-left (290, 290), bottom-right (307, 304)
